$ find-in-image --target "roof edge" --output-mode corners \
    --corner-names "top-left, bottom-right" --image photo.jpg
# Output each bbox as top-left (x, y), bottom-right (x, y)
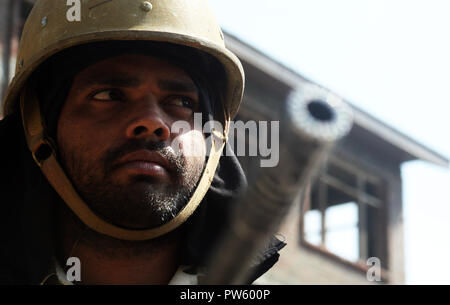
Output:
top-left (223, 32), bottom-right (449, 168)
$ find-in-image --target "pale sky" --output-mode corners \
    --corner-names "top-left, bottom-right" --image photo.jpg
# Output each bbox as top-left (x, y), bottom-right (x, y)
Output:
top-left (209, 0), bottom-right (450, 284)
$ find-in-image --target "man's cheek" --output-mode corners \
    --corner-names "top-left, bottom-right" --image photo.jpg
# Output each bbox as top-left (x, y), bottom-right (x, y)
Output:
top-left (59, 137), bottom-right (104, 177)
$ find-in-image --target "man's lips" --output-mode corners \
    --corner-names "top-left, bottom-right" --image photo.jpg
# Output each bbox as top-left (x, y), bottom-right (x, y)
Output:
top-left (113, 149), bottom-right (171, 176)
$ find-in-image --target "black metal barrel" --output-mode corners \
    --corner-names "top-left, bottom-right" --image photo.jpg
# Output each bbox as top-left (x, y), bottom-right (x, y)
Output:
top-left (204, 84), bottom-right (353, 285)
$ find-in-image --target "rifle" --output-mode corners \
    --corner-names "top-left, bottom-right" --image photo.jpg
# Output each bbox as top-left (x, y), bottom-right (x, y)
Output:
top-left (203, 83), bottom-right (353, 284)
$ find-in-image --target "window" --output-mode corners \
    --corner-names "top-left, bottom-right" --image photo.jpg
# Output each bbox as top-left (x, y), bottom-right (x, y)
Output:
top-left (301, 157), bottom-right (387, 269)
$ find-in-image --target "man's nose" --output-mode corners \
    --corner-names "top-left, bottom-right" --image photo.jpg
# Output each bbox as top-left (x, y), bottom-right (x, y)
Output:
top-left (125, 101), bottom-right (171, 141)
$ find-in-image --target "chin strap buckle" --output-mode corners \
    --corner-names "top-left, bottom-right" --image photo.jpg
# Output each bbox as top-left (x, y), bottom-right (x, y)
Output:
top-left (20, 86), bottom-right (57, 167)
top-left (31, 136), bottom-right (57, 167)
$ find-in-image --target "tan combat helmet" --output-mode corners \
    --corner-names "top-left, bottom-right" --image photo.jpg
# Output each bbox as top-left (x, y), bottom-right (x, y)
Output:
top-left (2, 0), bottom-right (245, 241)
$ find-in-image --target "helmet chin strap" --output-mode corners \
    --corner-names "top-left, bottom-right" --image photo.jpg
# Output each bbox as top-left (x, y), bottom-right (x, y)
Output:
top-left (20, 85), bottom-right (227, 241)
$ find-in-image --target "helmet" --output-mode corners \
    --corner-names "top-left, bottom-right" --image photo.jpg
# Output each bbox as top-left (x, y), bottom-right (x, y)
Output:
top-left (2, 0), bottom-right (245, 241)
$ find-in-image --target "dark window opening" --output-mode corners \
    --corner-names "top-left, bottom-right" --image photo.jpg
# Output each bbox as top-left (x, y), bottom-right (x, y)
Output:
top-left (301, 157), bottom-right (388, 270)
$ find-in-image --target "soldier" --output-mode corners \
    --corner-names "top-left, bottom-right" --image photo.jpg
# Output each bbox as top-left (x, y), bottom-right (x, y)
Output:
top-left (0, 0), bottom-right (284, 284)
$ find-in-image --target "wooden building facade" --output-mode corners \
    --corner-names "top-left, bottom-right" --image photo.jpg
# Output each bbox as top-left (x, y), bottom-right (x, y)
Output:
top-left (224, 34), bottom-right (448, 284)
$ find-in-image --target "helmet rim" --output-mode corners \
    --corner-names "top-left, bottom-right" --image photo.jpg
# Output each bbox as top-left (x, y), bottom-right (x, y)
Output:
top-left (3, 30), bottom-right (244, 121)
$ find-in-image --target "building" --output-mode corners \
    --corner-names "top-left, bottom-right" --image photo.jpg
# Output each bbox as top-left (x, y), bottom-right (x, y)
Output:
top-left (1, 0), bottom-right (448, 285)
top-left (224, 34), bottom-right (448, 284)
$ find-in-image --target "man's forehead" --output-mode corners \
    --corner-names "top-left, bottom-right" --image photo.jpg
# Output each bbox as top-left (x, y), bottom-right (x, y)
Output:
top-left (73, 54), bottom-right (198, 91)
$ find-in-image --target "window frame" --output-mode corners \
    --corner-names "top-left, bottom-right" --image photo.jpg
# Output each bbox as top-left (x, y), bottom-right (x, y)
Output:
top-left (300, 155), bottom-right (390, 282)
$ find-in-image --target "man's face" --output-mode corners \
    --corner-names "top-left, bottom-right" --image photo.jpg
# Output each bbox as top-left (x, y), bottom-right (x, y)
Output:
top-left (57, 54), bottom-right (206, 229)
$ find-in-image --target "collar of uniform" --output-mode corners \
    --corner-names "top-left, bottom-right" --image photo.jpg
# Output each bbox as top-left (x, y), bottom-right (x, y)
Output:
top-left (168, 266), bottom-right (199, 285)
top-left (39, 257), bottom-right (73, 285)
top-left (40, 258), bottom-right (199, 285)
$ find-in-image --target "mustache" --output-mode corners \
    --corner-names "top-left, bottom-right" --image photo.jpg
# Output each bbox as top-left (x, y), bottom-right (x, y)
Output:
top-left (104, 139), bottom-right (185, 176)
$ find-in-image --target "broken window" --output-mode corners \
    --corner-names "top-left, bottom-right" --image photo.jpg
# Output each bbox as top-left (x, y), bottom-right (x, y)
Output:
top-left (301, 156), bottom-right (387, 268)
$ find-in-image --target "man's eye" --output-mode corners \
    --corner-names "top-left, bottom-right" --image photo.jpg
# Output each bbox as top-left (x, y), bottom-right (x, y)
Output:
top-left (92, 89), bottom-right (122, 101)
top-left (166, 96), bottom-right (195, 109)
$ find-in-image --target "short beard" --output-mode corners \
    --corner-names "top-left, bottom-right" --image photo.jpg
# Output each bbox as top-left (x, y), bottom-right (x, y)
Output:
top-left (59, 140), bottom-right (205, 229)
